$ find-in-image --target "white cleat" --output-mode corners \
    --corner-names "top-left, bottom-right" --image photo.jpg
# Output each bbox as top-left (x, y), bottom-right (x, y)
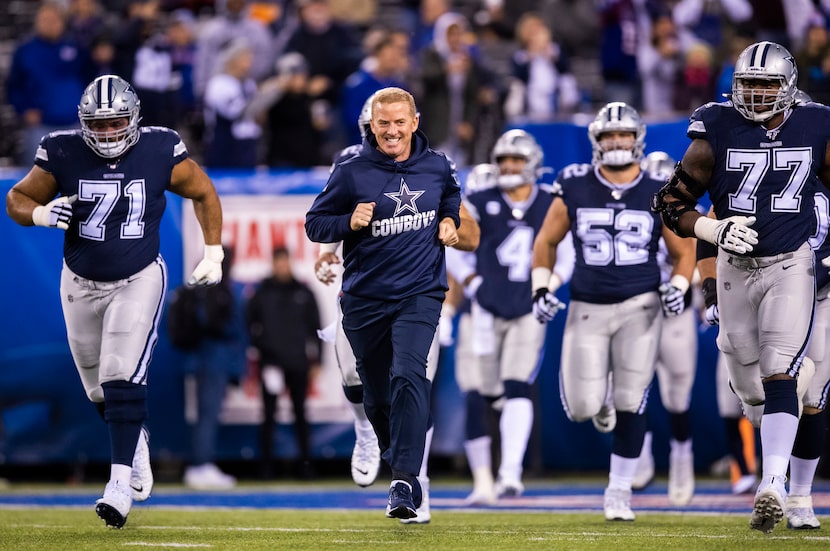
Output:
top-left (750, 475), bottom-right (787, 534)
top-left (95, 480), bottom-right (132, 529)
top-left (130, 426), bottom-right (153, 501)
top-left (732, 474), bottom-right (757, 495)
top-left (603, 487), bottom-right (635, 521)
top-left (668, 446), bottom-right (694, 506)
top-left (184, 463), bottom-right (236, 490)
top-left (786, 495), bottom-right (821, 530)
top-left (351, 431), bottom-right (381, 487)
top-left (400, 477), bottom-right (431, 524)
top-left (495, 478), bottom-right (524, 499)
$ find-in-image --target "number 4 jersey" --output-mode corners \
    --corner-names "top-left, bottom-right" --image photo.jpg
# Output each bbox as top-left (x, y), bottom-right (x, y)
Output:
top-left (555, 163), bottom-right (664, 305)
top-left (689, 100), bottom-right (830, 257)
top-left (35, 127), bottom-right (187, 281)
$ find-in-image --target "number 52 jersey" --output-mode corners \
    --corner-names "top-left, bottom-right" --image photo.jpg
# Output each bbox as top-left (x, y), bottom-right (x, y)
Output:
top-left (35, 127), bottom-right (188, 281)
top-left (688, 100), bottom-right (830, 257)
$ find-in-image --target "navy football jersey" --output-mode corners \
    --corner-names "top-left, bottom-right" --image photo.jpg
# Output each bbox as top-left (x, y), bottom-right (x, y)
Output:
top-left (557, 163), bottom-right (664, 304)
top-left (35, 127), bottom-right (188, 281)
top-left (811, 189), bottom-right (830, 292)
top-left (688, 101), bottom-right (830, 257)
top-left (465, 184), bottom-right (552, 319)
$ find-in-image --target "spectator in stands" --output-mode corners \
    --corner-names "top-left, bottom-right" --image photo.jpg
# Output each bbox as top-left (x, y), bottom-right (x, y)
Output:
top-left (672, 41), bottom-right (716, 112)
top-left (341, 27), bottom-right (411, 146)
top-left (65, 0), bottom-right (110, 51)
top-left (202, 39), bottom-right (263, 168)
top-left (713, 33), bottom-right (755, 103)
top-left (109, 0), bottom-right (162, 89)
top-left (262, 52), bottom-right (326, 167)
top-left (6, 1), bottom-right (96, 166)
top-left (247, 247), bottom-right (322, 480)
top-left (418, 11), bottom-right (499, 167)
top-left (193, 0), bottom-right (274, 100)
top-left (671, 0), bottom-right (753, 56)
top-left (598, 0), bottom-right (642, 108)
top-left (503, 12), bottom-right (580, 122)
top-left (180, 247), bottom-right (246, 490)
top-left (131, 10), bottom-right (196, 129)
top-left (796, 16), bottom-right (830, 105)
top-left (410, 0), bottom-right (451, 58)
top-left (639, 11), bottom-right (684, 116)
top-left (283, 0), bottom-right (363, 156)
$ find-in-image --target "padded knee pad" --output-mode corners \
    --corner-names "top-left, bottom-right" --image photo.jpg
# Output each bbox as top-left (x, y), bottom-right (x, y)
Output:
top-left (343, 384), bottom-right (363, 405)
top-left (503, 380), bottom-right (531, 400)
top-left (102, 380), bottom-right (147, 423)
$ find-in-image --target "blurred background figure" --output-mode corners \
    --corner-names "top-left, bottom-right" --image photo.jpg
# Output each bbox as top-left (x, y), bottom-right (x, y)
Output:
top-left (6, 1), bottom-right (96, 165)
top-left (171, 248), bottom-right (246, 490)
top-left (201, 39), bottom-right (262, 168)
top-left (247, 247), bottom-right (322, 480)
top-left (503, 12), bottom-right (580, 122)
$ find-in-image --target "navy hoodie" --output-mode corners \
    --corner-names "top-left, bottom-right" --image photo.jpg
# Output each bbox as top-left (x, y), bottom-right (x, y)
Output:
top-left (305, 130), bottom-right (461, 300)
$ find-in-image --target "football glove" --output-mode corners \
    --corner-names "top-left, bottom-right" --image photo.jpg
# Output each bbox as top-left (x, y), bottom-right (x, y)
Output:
top-left (32, 194), bottom-right (77, 230)
top-left (701, 277), bottom-right (719, 326)
top-left (188, 244), bottom-right (224, 286)
top-left (694, 215), bottom-right (758, 255)
top-left (658, 282), bottom-right (685, 317)
top-left (532, 287), bottom-right (565, 323)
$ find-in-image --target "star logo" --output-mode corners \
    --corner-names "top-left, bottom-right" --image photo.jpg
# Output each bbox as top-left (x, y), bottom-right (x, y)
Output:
top-left (384, 178), bottom-right (424, 216)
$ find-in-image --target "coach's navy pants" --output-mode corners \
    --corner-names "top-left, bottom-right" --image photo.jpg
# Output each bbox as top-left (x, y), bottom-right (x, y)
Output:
top-left (341, 292), bottom-right (441, 476)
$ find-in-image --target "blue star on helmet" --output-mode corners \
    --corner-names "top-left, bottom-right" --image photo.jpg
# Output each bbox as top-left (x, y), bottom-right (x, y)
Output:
top-left (384, 179), bottom-right (424, 216)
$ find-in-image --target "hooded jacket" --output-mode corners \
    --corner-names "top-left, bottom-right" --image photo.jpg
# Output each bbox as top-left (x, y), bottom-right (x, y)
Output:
top-left (305, 129), bottom-right (461, 300)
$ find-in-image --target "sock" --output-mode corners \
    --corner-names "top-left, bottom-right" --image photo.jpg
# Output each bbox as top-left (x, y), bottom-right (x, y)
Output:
top-left (789, 456), bottom-right (820, 496)
top-left (498, 397), bottom-right (532, 482)
top-left (760, 411), bottom-right (799, 478)
top-left (608, 453), bottom-right (638, 491)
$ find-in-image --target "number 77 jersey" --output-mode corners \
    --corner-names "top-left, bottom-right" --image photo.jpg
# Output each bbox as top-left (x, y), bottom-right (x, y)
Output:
top-left (688, 100), bottom-right (830, 257)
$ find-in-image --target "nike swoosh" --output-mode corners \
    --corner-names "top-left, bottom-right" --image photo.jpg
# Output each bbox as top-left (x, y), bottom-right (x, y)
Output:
top-left (354, 468), bottom-right (369, 475)
top-left (131, 484), bottom-right (143, 492)
top-left (782, 264), bottom-right (796, 270)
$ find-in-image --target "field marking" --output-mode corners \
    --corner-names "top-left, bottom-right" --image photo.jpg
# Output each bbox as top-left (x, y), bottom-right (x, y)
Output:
top-left (123, 544), bottom-right (212, 548)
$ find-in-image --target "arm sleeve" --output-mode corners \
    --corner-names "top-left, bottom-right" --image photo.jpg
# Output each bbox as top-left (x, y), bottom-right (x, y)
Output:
top-left (305, 165), bottom-right (355, 243)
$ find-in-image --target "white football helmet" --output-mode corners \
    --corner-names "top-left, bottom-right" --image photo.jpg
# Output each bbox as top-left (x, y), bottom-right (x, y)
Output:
top-left (465, 163), bottom-right (499, 193)
top-left (588, 102), bottom-right (645, 167)
top-left (78, 74), bottom-right (141, 158)
top-left (358, 93), bottom-right (375, 140)
top-left (731, 41), bottom-right (797, 122)
top-left (491, 129), bottom-right (543, 189)
top-left (641, 151), bottom-right (675, 180)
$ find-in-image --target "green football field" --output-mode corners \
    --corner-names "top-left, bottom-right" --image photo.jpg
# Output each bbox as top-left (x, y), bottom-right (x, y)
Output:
top-left (1, 477), bottom-right (829, 550)
top-left (2, 508), bottom-right (830, 551)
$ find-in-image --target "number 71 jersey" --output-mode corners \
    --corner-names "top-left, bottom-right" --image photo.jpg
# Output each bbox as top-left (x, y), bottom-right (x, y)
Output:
top-left (556, 163), bottom-right (664, 304)
top-left (35, 127), bottom-right (187, 281)
top-left (689, 101), bottom-right (830, 257)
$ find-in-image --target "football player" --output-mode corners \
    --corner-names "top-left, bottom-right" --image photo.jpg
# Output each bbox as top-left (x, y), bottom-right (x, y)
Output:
top-left (631, 152), bottom-right (697, 506)
top-left (532, 102), bottom-right (696, 521)
top-left (5, 74), bottom-right (224, 528)
top-left (459, 130), bottom-right (575, 500)
top-left (651, 41), bottom-right (830, 533)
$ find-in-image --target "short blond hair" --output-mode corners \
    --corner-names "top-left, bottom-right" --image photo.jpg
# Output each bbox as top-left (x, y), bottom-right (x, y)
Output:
top-left (372, 87), bottom-right (417, 118)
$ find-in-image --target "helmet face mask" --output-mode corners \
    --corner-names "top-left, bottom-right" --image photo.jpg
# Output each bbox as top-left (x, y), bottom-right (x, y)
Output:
top-left (731, 41), bottom-right (797, 122)
top-left (78, 74), bottom-right (141, 158)
top-left (490, 129), bottom-right (543, 189)
top-left (588, 102), bottom-right (645, 167)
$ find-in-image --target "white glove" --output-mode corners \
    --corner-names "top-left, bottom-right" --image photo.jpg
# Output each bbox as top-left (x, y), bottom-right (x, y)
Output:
top-left (704, 303), bottom-right (719, 326)
top-left (694, 215), bottom-right (758, 254)
top-left (32, 194), bottom-right (77, 230)
top-left (658, 282), bottom-right (686, 317)
top-left (532, 288), bottom-right (565, 323)
top-left (316, 260), bottom-right (335, 284)
top-left (188, 244), bottom-right (224, 286)
top-left (438, 311), bottom-right (454, 347)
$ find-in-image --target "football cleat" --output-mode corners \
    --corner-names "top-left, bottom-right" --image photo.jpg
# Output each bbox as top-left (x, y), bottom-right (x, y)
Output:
top-left (732, 474), bottom-right (757, 495)
top-left (786, 495), bottom-right (821, 530)
top-left (95, 480), bottom-right (132, 528)
top-left (668, 443), bottom-right (694, 506)
top-left (400, 476), bottom-right (431, 524)
top-left (183, 463), bottom-right (236, 490)
top-left (603, 487), bottom-right (635, 521)
top-left (386, 480), bottom-right (417, 519)
top-left (351, 429), bottom-right (381, 487)
top-left (130, 426), bottom-right (153, 501)
top-left (750, 475), bottom-right (787, 533)
top-left (495, 478), bottom-right (525, 498)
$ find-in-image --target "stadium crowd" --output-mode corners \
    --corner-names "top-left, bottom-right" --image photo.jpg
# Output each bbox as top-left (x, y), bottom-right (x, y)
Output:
top-left (5, 0), bottom-right (830, 169)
